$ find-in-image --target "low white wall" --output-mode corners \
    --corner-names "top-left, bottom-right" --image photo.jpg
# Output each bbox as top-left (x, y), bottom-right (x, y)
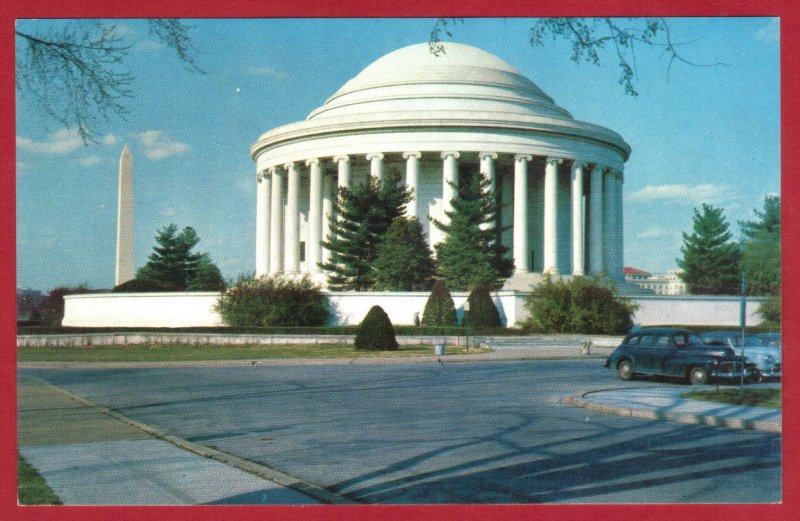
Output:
top-left (631, 295), bottom-right (765, 327)
top-left (62, 292), bottom-right (224, 328)
top-left (62, 291), bottom-right (766, 329)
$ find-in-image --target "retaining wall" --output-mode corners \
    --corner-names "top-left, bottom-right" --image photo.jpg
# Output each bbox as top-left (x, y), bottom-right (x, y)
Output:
top-left (61, 291), bottom-right (767, 329)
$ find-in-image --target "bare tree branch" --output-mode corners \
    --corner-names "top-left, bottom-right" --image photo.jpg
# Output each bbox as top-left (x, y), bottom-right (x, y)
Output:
top-left (433, 17), bottom-right (729, 97)
top-left (16, 19), bottom-right (202, 144)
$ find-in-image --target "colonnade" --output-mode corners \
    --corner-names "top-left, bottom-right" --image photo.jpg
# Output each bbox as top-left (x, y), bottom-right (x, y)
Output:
top-left (255, 151), bottom-right (624, 282)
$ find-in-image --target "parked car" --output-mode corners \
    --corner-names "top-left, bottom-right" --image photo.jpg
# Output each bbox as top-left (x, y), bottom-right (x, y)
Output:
top-left (700, 331), bottom-right (781, 381)
top-left (605, 328), bottom-right (758, 385)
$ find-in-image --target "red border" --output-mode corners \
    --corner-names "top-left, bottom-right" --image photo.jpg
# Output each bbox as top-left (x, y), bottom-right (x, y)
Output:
top-left (3, 1), bottom-right (797, 520)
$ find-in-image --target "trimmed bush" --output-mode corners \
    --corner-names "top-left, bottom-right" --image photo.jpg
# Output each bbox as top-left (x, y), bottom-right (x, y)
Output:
top-left (421, 280), bottom-right (457, 326)
top-left (112, 279), bottom-right (182, 292)
top-left (463, 284), bottom-right (501, 328)
top-left (39, 286), bottom-right (96, 326)
top-left (354, 305), bottom-right (398, 351)
top-left (215, 275), bottom-right (330, 328)
top-left (521, 276), bottom-right (637, 334)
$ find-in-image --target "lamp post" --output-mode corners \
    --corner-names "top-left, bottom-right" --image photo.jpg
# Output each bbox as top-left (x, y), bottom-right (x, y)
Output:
top-left (740, 270), bottom-right (747, 401)
top-left (463, 300), bottom-right (470, 349)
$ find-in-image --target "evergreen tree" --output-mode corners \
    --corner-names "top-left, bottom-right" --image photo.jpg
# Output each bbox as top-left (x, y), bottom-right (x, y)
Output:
top-left (354, 305), bottom-right (398, 351)
top-left (739, 196), bottom-right (780, 296)
top-left (432, 172), bottom-right (513, 291)
top-left (320, 171), bottom-right (411, 290)
top-left (677, 204), bottom-right (741, 295)
top-left (136, 224), bottom-right (224, 291)
top-left (463, 284), bottom-right (501, 328)
top-left (372, 217), bottom-right (436, 291)
top-left (421, 280), bottom-right (458, 326)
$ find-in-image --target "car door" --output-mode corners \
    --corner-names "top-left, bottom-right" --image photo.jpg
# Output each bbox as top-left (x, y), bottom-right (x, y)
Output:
top-left (634, 334), bottom-right (660, 372)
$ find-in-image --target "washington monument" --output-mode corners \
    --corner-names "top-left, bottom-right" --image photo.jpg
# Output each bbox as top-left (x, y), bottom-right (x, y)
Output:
top-left (115, 144), bottom-right (134, 285)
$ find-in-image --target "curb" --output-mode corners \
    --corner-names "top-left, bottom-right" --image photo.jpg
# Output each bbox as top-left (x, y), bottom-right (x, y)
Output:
top-left (32, 378), bottom-right (359, 505)
top-left (562, 390), bottom-right (781, 433)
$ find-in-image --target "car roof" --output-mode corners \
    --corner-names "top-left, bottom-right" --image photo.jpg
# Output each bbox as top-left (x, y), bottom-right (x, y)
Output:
top-left (628, 328), bottom-right (697, 336)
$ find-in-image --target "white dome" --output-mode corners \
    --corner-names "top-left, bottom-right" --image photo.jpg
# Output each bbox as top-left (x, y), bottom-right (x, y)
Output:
top-left (308, 42), bottom-right (573, 121)
top-left (251, 42), bottom-right (630, 166)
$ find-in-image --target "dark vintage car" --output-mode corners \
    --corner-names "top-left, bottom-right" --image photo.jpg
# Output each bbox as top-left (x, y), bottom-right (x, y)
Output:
top-left (605, 328), bottom-right (759, 385)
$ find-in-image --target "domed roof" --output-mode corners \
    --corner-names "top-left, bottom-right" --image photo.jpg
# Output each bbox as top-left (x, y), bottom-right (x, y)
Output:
top-left (251, 42), bottom-right (630, 165)
top-left (308, 42), bottom-right (574, 121)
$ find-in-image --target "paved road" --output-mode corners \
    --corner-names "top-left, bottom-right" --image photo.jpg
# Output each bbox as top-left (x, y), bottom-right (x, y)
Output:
top-left (19, 358), bottom-right (781, 504)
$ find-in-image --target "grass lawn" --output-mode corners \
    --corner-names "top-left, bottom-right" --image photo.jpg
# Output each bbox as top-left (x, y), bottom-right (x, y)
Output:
top-left (18, 454), bottom-right (61, 505)
top-left (18, 343), bottom-right (490, 363)
top-left (681, 388), bottom-right (781, 409)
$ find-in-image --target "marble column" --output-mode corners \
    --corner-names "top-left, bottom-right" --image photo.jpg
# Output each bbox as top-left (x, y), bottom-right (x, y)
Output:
top-left (479, 152), bottom-right (498, 194)
top-left (285, 162), bottom-right (300, 274)
top-left (543, 157), bottom-right (561, 274)
top-left (403, 152), bottom-right (421, 219)
top-left (514, 154), bottom-right (532, 273)
top-left (614, 170), bottom-right (625, 280)
top-left (269, 167), bottom-right (284, 274)
top-left (322, 172), bottom-right (335, 263)
top-left (255, 169), bottom-right (271, 277)
top-left (367, 153), bottom-right (384, 182)
top-left (603, 167), bottom-right (616, 276)
top-left (588, 166), bottom-right (604, 274)
top-left (307, 158), bottom-right (323, 275)
top-left (441, 152), bottom-right (460, 221)
top-left (335, 155), bottom-right (350, 190)
top-left (571, 161), bottom-right (586, 276)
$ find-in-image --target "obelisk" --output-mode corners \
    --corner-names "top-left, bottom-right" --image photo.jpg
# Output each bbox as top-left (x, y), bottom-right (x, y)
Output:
top-left (115, 144), bottom-right (135, 285)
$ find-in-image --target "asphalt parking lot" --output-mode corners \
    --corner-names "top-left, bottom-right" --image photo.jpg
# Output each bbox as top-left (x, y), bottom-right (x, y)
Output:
top-left (18, 356), bottom-right (781, 504)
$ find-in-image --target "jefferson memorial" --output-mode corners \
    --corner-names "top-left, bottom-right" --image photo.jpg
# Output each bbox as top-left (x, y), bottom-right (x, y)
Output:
top-left (250, 42), bottom-right (630, 290)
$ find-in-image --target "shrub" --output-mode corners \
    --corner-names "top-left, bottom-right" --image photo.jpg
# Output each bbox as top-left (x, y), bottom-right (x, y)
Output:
top-left (354, 305), bottom-right (398, 351)
top-left (758, 293), bottom-right (781, 327)
top-left (521, 276), bottom-right (637, 334)
top-left (463, 284), bottom-right (501, 328)
top-left (421, 280), bottom-right (457, 326)
top-left (112, 279), bottom-right (182, 292)
top-left (39, 285), bottom-right (95, 326)
top-left (215, 275), bottom-right (330, 328)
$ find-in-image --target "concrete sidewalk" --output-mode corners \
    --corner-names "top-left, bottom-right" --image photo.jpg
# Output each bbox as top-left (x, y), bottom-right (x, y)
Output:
top-left (18, 376), bottom-right (346, 505)
top-left (564, 385), bottom-right (782, 433)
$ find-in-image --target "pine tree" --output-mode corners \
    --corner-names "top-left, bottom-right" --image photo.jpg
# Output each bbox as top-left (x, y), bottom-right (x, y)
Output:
top-left (320, 171), bottom-right (411, 290)
top-left (135, 224), bottom-right (224, 291)
top-left (463, 284), bottom-right (501, 328)
top-left (677, 204), bottom-right (741, 295)
top-left (421, 280), bottom-right (457, 326)
top-left (739, 196), bottom-right (780, 296)
top-left (432, 171), bottom-right (513, 291)
top-left (372, 217), bottom-right (436, 291)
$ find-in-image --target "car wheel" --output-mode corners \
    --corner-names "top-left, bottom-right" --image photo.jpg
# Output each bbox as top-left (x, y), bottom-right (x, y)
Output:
top-left (618, 360), bottom-right (634, 381)
top-left (689, 366), bottom-right (708, 385)
top-left (746, 368), bottom-right (761, 384)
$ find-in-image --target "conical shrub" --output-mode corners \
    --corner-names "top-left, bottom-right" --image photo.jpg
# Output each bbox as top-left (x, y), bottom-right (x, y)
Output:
top-left (463, 284), bottom-right (501, 328)
top-left (354, 305), bottom-right (398, 351)
top-left (421, 280), bottom-right (457, 326)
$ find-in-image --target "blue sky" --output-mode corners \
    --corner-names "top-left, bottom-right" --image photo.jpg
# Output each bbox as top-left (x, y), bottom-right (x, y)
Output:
top-left (15, 17), bottom-right (780, 292)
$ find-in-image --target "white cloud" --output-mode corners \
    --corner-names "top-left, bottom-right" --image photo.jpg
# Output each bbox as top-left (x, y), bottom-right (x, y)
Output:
top-left (637, 228), bottom-right (675, 239)
top-left (755, 18), bottom-right (779, 43)
top-left (132, 130), bottom-right (190, 160)
top-left (102, 134), bottom-right (119, 146)
top-left (160, 207), bottom-right (177, 218)
top-left (78, 155), bottom-right (103, 166)
top-left (134, 39), bottom-right (164, 52)
top-left (626, 183), bottom-right (740, 206)
top-left (245, 66), bottom-right (288, 79)
top-left (16, 128), bottom-right (83, 154)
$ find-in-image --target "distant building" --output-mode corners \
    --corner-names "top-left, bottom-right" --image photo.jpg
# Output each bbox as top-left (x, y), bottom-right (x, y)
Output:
top-left (625, 267), bottom-right (687, 295)
top-left (16, 287), bottom-right (44, 321)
